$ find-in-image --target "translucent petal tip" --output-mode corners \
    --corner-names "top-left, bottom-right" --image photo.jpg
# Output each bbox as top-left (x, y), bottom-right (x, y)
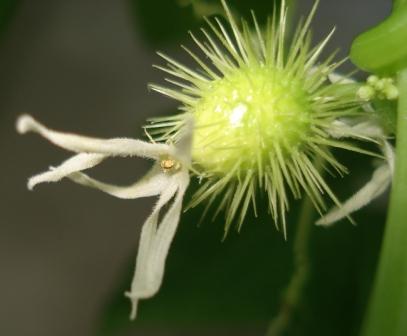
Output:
top-left (27, 178), bottom-right (36, 191)
top-left (27, 175), bottom-right (43, 191)
top-left (16, 114), bottom-right (36, 134)
top-left (124, 291), bottom-right (138, 320)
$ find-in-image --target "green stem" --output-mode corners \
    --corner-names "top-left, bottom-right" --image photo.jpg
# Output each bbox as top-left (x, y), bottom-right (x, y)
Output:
top-left (266, 193), bottom-right (315, 336)
top-left (361, 69), bottom-right (407, 336)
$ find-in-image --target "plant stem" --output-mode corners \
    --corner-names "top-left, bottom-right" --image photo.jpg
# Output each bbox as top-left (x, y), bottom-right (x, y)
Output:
top-left (361, 69), bottom-right (407, 336)
top-left (266, 192), bottom-right (315, 336)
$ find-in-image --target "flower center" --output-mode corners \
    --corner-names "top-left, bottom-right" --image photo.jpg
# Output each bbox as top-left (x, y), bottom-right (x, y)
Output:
top-left (160, 157), bottom-right (181, 173)
top-left (192, 65), bottom-right (312, 174)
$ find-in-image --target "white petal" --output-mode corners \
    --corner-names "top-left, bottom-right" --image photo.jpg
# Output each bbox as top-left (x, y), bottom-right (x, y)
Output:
top-left (383, 140), bottom-right (395, 175)
top-left (66, 164), bottom-right (170, 199)
top-left (328, 72), bottom-right (355, 84)
top-left (173, 115), bottom-right (194, 165)
top-left (328, 120), bottom-right (385, 140)
top-left (28, 153), bottom-right (106, 190)
top-left (125, 170), bottom-right (189, 319)
top-left (18, 113), bottom-right (194, 320)
top-left (316, 163), bottom-right (391, 226)
top-left (147, 172), bottom-right (189, 280)
top-left (17, 114), bottom-right (171, 160)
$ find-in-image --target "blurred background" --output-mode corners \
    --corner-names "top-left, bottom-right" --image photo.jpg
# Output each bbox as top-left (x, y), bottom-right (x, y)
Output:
top-left (0, 0), bottom-right (392, 335)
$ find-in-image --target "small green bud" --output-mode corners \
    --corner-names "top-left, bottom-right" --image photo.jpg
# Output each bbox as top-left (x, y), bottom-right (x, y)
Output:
top-left (357, 85), bottom-right (376, 101)
top-left (375, 80), bottom-right (385, 91)
top-left (360, 75), bottom-right (399, 101)
top-left (367, 75), bottom-right (379, 86)
top-left (384, 85), bottom-right (399, 100)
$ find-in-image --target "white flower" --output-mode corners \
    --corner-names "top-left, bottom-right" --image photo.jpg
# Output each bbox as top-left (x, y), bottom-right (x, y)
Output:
top-left (317, 119), bottom-right (394, 225)
top-left (312, 72), bottom-right (395, 226)
top-left (16, 114), bottom-right (193, 319)
top-left (15, 0), bottom-right (397, 320)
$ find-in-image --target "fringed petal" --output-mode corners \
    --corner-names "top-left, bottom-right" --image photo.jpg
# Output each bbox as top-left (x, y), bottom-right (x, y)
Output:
top-left (125, 171), bottom-right (189, 319)
top-left (328, 72), bottom-right (355, 84)
top-left (172, 114), bottom-right (194, 165)
top-left (328, 120), bottom-right (385, 141)
top-left (17, 113), bottom-right (194, 320)
top-left (317, 141), bottom-right (394, 225)
top-left (27, 153), bottom-right (106, 190)
top-left (316, 163), bottom-right (391, 225)
top-left (17, 114), bottom-right (171, 160)
top-left (67, 164), bottom-right (170, 199)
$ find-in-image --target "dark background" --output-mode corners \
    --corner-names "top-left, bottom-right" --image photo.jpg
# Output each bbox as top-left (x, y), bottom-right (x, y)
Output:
top-left (0, 0), bottom-right (392, 335)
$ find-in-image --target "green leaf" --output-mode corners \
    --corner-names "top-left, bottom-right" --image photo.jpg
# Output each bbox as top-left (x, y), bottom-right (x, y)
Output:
top-left (350, 3), bottom-right (407, 75)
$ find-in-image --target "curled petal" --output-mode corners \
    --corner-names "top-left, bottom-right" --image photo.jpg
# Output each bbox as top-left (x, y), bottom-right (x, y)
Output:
top-left (17, 114), bottom-right (171, 160)
top-left (328, 120), bottom-right (385, 141)
top-left (27, 153), bottom-right (106, 190)
top-left (17, 113), bottom-right (194, 320)
top-left (172, 114), bottom-right (194, 165)
top-left (67, 164), bottom-right (170, 199)
top-left (383, 140), bottom-right (395, 175)
top-left (125, 171), bottom-right (190, 319)
top-left (328, 72), bottom-right (356, 84)
top-left (317, 163), bottom-right (391, 226)
top-left (317, 140), bottom-right (394, 226)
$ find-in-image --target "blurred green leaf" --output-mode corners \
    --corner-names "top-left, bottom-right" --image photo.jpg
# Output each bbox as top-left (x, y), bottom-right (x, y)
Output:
top-left (0, 0), bottom-right (18, 40)
top-left (130, 0), bottom-right (282, 47)
top-left (350, 2), bottom-right (407, 74)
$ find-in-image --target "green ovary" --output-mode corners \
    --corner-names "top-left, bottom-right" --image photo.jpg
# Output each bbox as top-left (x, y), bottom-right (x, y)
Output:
top-left (192, 65), bottom-right (312, 174)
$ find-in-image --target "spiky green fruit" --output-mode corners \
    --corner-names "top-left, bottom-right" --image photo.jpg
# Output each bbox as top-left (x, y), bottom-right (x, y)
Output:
top-left (193, 65), bottom-right (312, 173)
top-left (147, 0), bottom-right (369, 236)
